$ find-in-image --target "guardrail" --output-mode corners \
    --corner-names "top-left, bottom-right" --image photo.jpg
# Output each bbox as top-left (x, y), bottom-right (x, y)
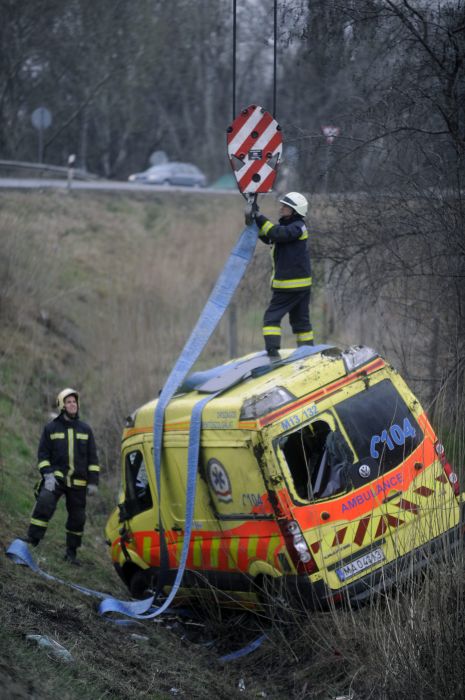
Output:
top-left (0, 159), bottom-right (99, 181)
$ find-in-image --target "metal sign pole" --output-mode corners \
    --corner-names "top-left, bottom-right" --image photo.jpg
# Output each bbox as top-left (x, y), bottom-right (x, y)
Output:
top-left (38, 125), bottom-right (43, 164)
top-left (31, 107), bottom-right (52, 164)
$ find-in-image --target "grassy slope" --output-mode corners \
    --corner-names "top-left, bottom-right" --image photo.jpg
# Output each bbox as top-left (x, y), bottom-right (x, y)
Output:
top-left (0, 189), bottom-right (331, 699)
top-left (2, 190), bottom-right (464, 700)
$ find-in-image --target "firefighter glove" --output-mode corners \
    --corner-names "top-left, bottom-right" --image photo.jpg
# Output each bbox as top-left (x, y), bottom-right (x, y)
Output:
top-left (87, 484), bottom-right (98, 496)
top-left (44, 474), bottom-right (57, 492)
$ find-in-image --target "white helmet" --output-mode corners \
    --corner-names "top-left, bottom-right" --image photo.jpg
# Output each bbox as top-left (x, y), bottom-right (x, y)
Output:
top-left (56, 388), bottom-right (79, 412)
top-left (279, 192), bottom-right (308, 216)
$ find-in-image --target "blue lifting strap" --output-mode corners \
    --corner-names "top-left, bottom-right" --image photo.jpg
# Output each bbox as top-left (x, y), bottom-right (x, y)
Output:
top-left (100, 388), bottom-right (221, 620)
top-left (153, 223), bottom-right (258, 515)
top-left (6, 538), bottom-right (108, 600)
top-left (6, 537), bottom-right (266, 653)
top-left (179, 344), bottom-right (336, 394)
top-left (6, 538), bottom-right (267, 657)
top-left (100, 223), bottom-right (259, 620)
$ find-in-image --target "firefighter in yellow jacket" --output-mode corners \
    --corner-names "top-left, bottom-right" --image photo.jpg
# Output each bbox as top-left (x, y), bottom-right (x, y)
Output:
top-left (253, 192), bottom-right (314, 359)
top-left (25, 388), bottom-right (100, 565)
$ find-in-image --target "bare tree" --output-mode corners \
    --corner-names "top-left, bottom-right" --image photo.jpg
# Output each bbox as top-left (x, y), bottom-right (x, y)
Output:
top-left (307, 0), bottom-right (465, 418)
top-left (0, 0), bottom-right (281, 179)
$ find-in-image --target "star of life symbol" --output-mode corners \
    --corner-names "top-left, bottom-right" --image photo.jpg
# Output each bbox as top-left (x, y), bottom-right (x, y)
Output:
top-left (207, 458), bottom-right (232, 503)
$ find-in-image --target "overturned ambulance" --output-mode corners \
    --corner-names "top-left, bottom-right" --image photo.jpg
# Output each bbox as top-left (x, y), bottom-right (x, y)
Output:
top-left (105, 345), bottom-right (463, 609)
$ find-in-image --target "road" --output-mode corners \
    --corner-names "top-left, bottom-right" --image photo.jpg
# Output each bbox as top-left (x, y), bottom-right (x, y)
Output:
top-left (0, 177), bottom-right (235, 195)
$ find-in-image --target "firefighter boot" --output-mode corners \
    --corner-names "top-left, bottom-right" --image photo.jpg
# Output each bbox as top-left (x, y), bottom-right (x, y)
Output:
top-left (64, 547), bottom-right (81, 566)
top-left (21, 536), bottom-right (39, 547)
top-left (267, 349), bottom-right (281, 366)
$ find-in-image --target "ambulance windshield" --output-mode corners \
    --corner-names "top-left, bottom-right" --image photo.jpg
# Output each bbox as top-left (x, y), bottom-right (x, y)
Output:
top-left (279, 379), bottom-right (422, 502)
top-left (335, 378), bottom-right (422, 475)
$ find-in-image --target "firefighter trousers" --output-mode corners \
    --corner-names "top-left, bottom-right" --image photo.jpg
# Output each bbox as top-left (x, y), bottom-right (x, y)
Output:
top-left (28, 480), bottom-right (87, 550)
top-left (263, 288), bottom-right (313, 352)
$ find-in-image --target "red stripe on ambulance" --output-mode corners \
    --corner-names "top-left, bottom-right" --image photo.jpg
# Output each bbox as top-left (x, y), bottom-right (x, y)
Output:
top-left (354, 516), bottom-right (371, 546)
top-left (332, 527), bottom-right (348, 547)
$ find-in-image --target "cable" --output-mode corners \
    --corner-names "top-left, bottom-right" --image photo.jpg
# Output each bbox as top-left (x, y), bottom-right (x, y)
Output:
top-left (273, 0), bottom-right (277, 118)
top-left (232, 0), bottom-right (278, 119)
top-left (232, 0), bottom-right (237, 120)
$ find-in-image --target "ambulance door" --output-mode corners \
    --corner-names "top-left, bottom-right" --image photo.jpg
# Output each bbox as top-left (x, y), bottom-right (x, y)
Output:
top-left (143, 435), bottom-right (218, 532)
top-left (202, 442), bottom-right (274, 521)
top-left (201, 440), bottom-right (276, 581)
top-left (269, 411), bottom-right (356, 575)
top-left (120, 441), bottom-right (155, 553)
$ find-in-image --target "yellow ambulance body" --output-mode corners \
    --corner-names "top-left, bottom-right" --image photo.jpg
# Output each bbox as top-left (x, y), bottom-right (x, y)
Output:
top-left (105, 345), bottom-right (463, 608)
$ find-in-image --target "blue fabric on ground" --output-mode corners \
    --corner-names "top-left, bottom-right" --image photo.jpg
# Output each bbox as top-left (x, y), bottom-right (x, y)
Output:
top-left (6, 539), bottom-right (108, 600)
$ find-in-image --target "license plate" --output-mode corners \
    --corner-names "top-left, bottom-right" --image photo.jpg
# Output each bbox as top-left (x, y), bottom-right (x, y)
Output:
top-left (336, 547), bottom-right (385, 582)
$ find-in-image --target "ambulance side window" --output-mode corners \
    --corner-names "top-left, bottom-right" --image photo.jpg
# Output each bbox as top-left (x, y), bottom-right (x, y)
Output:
top-left (124, 450), bottom-right (153, 516)
top-left (280, 419), bottom-right (353, 501)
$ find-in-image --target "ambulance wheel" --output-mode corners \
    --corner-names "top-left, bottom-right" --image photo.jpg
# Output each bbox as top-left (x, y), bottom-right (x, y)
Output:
top-left (129, 569), bottom-right (157, 599)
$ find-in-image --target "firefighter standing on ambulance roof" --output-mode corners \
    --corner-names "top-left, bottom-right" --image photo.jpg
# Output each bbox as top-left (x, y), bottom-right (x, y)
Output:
top-left (24, 388), bottom-right (100, 565)
top-left (250, 192), bottom-right (314, 359)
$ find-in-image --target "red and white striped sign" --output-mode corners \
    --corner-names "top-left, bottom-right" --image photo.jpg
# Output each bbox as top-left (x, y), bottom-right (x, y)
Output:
top-left (226, 104), bottom-right (282, 194)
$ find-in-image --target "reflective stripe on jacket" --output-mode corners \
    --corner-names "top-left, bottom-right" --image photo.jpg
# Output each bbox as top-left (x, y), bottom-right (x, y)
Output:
top-left (255, 212), bottom-right (312, 291)
top-left (37, 413), bottom-right (100, 487)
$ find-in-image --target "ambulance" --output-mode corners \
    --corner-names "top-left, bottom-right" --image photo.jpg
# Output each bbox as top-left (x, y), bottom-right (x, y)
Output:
top-left (105, 345), bottom-right (463, 609)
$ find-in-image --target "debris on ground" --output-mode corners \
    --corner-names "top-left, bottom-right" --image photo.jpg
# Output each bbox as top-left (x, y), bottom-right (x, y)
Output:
top-left (26, 634), bottom-right (73, 663)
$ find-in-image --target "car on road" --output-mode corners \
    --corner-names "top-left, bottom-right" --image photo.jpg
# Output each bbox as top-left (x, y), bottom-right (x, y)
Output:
top-left (128, 162), bottom-right (207, 187)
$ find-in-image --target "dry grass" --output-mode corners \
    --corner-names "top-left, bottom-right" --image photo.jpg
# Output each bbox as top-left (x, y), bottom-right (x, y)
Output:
top-left (1, 189), bottom-right (464, 699)
top-left (0, 189), bottom-right (332, 477)
top-left (0, 188), bottom-right (285, 699)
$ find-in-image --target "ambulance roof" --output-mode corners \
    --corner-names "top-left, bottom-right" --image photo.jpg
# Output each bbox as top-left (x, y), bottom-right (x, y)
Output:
top-left (129, 346), bottom-right (381, 433)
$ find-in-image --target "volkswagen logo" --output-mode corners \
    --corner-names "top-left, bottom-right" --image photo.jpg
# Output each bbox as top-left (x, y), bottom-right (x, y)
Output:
top-left (359, 464), bottom-right (371, 479)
